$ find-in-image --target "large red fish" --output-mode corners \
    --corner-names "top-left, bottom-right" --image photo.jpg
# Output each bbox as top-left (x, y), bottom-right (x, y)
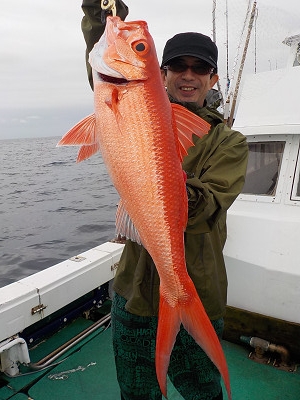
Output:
top-left (58, 16), bottom-right (231, 399)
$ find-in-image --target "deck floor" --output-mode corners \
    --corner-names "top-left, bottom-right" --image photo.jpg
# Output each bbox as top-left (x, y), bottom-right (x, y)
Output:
top-left (2, 317), bottom-right (299, 399)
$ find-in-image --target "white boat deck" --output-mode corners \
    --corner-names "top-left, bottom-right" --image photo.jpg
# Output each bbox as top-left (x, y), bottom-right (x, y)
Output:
top-left (0, 242), bottom-right (124, 343)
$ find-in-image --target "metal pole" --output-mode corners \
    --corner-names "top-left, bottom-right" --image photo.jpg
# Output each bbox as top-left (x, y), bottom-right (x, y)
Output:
top-left (212, 0), bottom-right (224, 109)
top-left (227, 1), bottom-right (257, 128)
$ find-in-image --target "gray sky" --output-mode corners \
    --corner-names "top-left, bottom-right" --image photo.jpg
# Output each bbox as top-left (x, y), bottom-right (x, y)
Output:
top-left (1, 0), bottom-right (299, 139)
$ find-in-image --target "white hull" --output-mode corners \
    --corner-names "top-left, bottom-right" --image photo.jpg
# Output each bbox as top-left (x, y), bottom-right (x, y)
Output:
top-left (225, 34), bottom-right (300, 324)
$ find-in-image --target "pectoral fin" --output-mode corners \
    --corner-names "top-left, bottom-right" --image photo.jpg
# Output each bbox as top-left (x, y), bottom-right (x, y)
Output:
top-left (105, 87), bottom-right (123, 124)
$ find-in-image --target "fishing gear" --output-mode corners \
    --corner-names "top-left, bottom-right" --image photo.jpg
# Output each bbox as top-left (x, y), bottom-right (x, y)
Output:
top-left (100, 0), bottom-right (116, 23)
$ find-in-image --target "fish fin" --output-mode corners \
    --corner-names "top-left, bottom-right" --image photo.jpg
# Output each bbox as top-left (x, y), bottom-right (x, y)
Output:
top-left (115, 199), bottom-right (142, 244)
top-left (180, 284), bottom-right (231, 400)
top-left (105, 88), bottom-right (122, 122)
top-left (156, 281), bottom-right (231, 400)
top-left (57, 114), bottom-right (99, 162)
top-left (171, 103), bottom-right (211, 160)
top-left (77, 143), bottom-right (101, 163)
top-left (155, 295), bottom-right (181, 398)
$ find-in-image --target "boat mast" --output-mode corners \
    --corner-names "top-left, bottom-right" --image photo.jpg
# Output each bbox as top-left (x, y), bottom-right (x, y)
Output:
top-left (225, 0), bottom-right (230, 96)
top-left (254, 6), bottom-right (258, 73)
top-left (212, 0), bottom-right (224, 109)
top-left (223, 0), bottom-right (251, 123)
top-left (226, 1), bottom-right (257, 127)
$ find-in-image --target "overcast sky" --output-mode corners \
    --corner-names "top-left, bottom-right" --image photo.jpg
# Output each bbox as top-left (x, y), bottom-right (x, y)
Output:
top-left (1, 0), bottom-right (299, 139)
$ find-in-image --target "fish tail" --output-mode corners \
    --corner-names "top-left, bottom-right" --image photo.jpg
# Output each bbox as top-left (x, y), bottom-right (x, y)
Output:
top-left (156, 284), bottom-right (231, 400)
top-left (155, 295), bottom-right (181, 398)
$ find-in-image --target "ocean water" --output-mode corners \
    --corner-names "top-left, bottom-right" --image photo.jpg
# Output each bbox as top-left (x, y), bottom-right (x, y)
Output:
top-left (0, 136), bottom-right (119, 288)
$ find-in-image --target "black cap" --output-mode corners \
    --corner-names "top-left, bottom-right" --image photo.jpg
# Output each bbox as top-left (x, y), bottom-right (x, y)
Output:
top-left (161, 32), bottom-right (218, 70)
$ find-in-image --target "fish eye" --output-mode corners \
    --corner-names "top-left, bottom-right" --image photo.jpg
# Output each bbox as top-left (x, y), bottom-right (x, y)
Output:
top-left (136, 43), bottom-right (145, 52)
top-left (132, 40), bottom-right (149, 55)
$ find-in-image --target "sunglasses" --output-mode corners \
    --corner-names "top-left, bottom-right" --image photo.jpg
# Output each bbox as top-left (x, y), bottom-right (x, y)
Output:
top-left (163, 63), bottom-right (215, 76)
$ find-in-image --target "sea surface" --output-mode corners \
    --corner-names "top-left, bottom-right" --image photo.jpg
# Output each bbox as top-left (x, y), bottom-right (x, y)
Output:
top-left (0, 136), bottom-right (119, 288)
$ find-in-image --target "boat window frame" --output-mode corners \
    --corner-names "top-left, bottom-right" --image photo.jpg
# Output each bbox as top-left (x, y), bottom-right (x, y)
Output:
top-left (237, 134), bottom-right (291, 204)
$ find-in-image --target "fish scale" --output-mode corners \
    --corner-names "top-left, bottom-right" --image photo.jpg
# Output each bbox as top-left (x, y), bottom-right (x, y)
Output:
top-left (58, 16), bottom-right (231, 400)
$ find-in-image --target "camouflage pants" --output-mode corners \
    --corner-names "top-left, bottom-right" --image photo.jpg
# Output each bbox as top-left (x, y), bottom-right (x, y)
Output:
top-left (111, 293), bottom-right (223, 400)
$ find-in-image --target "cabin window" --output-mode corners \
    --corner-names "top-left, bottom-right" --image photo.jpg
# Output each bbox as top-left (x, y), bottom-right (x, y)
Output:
top-left (241, 141), bottom-right (285, 195)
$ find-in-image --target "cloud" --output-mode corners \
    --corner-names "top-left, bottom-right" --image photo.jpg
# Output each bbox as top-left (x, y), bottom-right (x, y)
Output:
top-left (0, 107), bottom-right (93, 140)
top-left (0, 0), bottom-right (299, 139)
top-left (11, 115), bottom-right (41, 125)
top-left (0, 1), bottom-right (91, 111)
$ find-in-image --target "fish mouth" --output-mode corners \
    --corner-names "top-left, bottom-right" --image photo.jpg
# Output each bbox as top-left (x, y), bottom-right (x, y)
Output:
top-left (98, 72), bottom-right (128, 85)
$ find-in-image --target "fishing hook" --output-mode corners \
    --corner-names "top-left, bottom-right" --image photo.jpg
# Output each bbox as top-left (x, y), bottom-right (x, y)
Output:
top-left (101, 0), bottom-right (117, 16)
top-left (100, 0), bottom-right (116, 24)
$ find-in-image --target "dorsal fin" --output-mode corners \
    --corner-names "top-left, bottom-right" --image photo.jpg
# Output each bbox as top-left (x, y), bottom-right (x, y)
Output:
top-left (171, 103), bottom-right (210, 160)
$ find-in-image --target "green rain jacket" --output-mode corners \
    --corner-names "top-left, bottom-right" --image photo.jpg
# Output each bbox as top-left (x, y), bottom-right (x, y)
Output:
top-left (81, 0), bottom-right (249, 321)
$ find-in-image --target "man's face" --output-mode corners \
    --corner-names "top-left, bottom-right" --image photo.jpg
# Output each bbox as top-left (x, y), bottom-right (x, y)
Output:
top-left (161, 56), bottom-right (219, 106)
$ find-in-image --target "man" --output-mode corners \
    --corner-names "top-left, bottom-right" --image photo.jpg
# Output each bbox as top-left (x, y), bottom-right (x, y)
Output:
top-left (81, 1), bottom-right (248, 399)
